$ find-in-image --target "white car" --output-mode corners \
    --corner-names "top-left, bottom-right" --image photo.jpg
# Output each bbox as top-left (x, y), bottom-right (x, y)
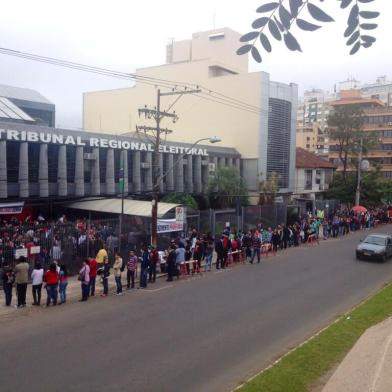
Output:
top-left (356, 234), bottom-right (392, 262)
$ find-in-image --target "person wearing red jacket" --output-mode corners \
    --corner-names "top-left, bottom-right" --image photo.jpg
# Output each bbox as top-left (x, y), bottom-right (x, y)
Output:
top-left (44, 263), bottom-right (59, 306)
top-left (149, 247), bottom-right (159, 283)
top-left (88, 257), bottom-right (97, 296)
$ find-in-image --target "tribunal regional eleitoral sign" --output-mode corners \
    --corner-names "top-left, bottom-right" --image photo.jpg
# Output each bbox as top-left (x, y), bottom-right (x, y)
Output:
top-left (0, 128), bottom-right (209, 156)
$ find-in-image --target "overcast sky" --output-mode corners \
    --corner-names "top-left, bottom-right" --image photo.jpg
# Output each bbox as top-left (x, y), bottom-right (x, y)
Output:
top-left (0, 0), bottom-right (390, 129)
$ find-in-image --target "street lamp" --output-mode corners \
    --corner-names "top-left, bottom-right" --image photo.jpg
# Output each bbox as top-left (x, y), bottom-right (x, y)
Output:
top-left (150, 136), bottom-right (222, 247)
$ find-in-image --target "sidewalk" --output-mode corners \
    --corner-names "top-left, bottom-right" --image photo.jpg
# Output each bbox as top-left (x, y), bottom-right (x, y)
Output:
top-left (322, 317), bottom-right (392, 392)
top-left (0, 269), bottom-right (167, 318)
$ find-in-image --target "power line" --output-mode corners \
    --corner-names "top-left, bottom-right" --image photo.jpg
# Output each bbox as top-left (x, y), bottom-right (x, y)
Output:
top-left (0, 46), bottom-right (263, 115)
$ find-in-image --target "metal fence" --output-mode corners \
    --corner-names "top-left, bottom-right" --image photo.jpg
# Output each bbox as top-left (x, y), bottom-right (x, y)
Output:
top-left (0, 204), bottom-right (291, 274)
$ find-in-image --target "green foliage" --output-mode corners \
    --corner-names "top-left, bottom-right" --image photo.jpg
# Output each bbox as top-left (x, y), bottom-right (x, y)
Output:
top-left (327, 105), bottom-right (378, 179)
top-left (326, 169), bottom-right (392, 207)
top-left (161, 193), bottom-right (198, 209)
top-left (259, 172), bottom-right (280, 205)
top-left (206, 166), bottom-right (249, 209)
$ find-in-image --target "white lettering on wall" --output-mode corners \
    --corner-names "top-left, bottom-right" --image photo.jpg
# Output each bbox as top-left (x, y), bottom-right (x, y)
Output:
top-left (0, 128), bottom-right (211, 156)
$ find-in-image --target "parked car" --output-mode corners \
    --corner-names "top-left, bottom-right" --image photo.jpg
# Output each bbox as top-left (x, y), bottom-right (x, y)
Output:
top-left (356, 234), bottom-right (392, 262)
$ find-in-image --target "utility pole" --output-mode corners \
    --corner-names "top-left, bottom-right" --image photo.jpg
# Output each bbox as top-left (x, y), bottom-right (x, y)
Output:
top-left (137, 88), bottom-right (201, 247)
top-left (355, 135), bottom-right (363, 206)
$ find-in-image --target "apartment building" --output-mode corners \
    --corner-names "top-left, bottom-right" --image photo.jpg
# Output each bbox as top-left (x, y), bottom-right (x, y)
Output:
top-left (328, 89), bottom-right (392, 178)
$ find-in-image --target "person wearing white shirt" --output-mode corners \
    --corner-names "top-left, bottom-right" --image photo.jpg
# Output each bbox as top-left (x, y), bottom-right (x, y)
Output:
top-left (31, 263), bottom-right (44, 306)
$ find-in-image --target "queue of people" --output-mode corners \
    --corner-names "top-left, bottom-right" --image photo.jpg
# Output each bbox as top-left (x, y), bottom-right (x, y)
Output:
top-left (1, 207), bottom-right (390, 308)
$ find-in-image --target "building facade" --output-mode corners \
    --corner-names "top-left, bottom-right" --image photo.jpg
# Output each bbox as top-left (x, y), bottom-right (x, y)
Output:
top-left (296, 89), bottom-right (334, 155)
top-left (339, 76), bottom-right (392, 107)
top-left (328, 90), bottom-right (392, 178)
top-left (0, 122), bottom-right (240, 200)
top-left (0, 84), bottom-right (55, 127)
top-left (83, 28), bottom-right (297, 195)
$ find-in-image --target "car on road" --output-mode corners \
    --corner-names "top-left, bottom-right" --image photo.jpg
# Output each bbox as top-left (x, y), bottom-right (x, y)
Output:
top-left (356, 234), bottom-right (392, 262)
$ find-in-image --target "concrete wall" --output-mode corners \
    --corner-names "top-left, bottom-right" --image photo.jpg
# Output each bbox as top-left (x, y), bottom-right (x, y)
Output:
top-left (83, 59), bottom-right (263, 159)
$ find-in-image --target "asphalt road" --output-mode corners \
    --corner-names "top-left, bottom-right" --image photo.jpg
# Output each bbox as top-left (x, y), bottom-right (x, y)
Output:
top-left (2, 226), bottom-right (392, 392)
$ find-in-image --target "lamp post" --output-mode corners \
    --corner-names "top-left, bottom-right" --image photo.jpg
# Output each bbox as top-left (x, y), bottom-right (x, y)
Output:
top-left (150, 136), bottom-right (222, 247)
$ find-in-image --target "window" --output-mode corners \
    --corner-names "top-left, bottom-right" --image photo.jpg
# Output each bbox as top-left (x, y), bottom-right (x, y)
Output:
top-left (48, 144), bottom-right (59, 183)
top-left (6, 141), bottom-right (19, 183)
top-left (315, 170), bottom-right (321, 185)
top-left (267, 98), bottom-right (292, 189)
top-left (28, 143), bottom-right (40, 183)
top-left (305, 170), bottom-right (313, 190)
top-left (66, 146), bottom-right (76, 183)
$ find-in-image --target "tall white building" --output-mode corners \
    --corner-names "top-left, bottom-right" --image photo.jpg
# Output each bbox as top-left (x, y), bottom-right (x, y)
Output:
top-left (296, 89), bottom-right (335, 155)
top-left (338, 76), bottom-right (392, 106)
top-left (84, 28), bottom-right (298, 195)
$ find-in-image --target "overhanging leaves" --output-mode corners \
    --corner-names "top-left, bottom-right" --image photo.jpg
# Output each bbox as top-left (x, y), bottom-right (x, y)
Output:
top-left (256, 2), bottom-right (279, 13)
top-left (238, 0), bottom-right (380, 61)
top-left (284, 31), bottom-right (302, 51)
top-left (307, 3), bottom-right (334, 22)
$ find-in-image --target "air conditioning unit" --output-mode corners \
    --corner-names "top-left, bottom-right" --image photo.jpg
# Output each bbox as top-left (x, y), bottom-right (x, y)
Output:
top-left (83, 153), bottom-right (96, 160)
top-left (388, 122), bottom-right (392, 126)
top-left (208, 163), bottom-right (216, 173)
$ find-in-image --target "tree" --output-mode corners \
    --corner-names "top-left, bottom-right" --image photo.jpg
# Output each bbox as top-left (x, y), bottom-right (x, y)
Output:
top-left (206, 166), bottom-right (249, 209)
top-left (327, 105), bottom-right (378, 181)
top-left (326, 168), bottom-right (392, 207)
top-left (238, 0), bottom-right (379, 63)
top-left (259, 172), bottom-right (280, 204)
top-left (161, 193), bottom-right (198, 209)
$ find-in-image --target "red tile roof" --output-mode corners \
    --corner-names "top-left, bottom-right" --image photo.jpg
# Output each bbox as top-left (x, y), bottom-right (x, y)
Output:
top-left (296, 148), bottom-right (337, 169)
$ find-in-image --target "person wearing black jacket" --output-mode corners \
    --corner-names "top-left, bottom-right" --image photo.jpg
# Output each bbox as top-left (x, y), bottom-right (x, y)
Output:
top-left (271, 229), bottom-right (280, 253)
top-left (282, 225), bottom-right (290, 249)
top-left (101, 257), bottom-right (110, 296)
top-left (215, 237), bottom-right (225, 269)
top-left (2, 262), bottom-right (14, 306)
top-left (166, 246), bottom-right (177, 282)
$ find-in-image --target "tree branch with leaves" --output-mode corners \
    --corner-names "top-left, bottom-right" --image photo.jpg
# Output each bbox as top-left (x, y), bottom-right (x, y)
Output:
top-left (238, 0), bottom-right (379, 63)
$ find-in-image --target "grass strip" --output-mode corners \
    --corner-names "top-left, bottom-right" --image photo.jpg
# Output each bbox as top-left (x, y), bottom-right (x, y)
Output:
top-left (238, 282), bottom-right (392, 392)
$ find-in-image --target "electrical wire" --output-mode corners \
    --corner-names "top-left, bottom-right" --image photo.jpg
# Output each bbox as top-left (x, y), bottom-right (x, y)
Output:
top-left (0, 47), bottom-right (263, 115)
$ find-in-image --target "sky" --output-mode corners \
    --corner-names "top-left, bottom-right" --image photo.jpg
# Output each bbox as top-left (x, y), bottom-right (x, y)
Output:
top-left (0, 0), bottom-right (390, 129)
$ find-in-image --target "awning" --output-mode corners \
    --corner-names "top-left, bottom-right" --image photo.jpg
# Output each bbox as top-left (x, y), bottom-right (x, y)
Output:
top-left (0, 202), bottom-right (25, 215)
top-left (66, 198), bottom-right (180, 218)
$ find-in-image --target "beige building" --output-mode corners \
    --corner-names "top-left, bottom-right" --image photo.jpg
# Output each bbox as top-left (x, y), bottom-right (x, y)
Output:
top-left (83, 28), bottom-right (298, 193)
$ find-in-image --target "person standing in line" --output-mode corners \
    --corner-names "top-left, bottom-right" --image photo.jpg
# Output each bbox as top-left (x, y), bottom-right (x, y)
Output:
top-left (58, 264), bottom-right (68, 305)
top-left (250, 233), bottom-right (261, 264)
top-left (88, 257), bottom-right (97, 296)
top-left (95, 244), bottom-right (108, 266)
top-left (101, 257), bottom-right (110, 297)
top-left (79, 259), bottom-right (90, 301)
top-left (149, 246), bottom-right (159, 283)
top-left (14, 256), bottom-right (29, 308)
top-left (271, 229), bottom-right (280, 254)
top-left (175, 243), bottom-right (186, 276)
top-left (139, 247), bottom-right (149, 288)
top-left (204, 240), bottom-right (214, 272)
top-left (113, 253), bottom-right (123, 295)
top-left (215, 237), bottom-right (225, 270)
top-left (31, 262), bottom-right (44, 306)
top-left (166, 245), bottom-right (177, 282)
top-left (2, 262), bottom-right (14, 306)
top-left (126, 250), bottom-right (138, 289)
top-left (44, 263), bottom-right (59, 307)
